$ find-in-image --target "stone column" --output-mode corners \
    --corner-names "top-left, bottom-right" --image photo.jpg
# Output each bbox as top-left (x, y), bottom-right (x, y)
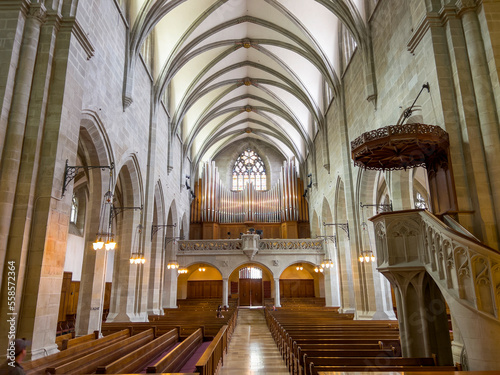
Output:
top-left (380, 269), bottom-right (452, 365)
top-left (274, 278), bottom-right (281, 307)
top-left (162, 266), bottom-right (178, 309)
top-left (222, 278), bottom-right (229, 307)
top-left (0, 3), bottom-right (46, 283)
top-left (460, 0), bottom-right (500, 245)
top-left (323, 267), bottom-right (341, 307)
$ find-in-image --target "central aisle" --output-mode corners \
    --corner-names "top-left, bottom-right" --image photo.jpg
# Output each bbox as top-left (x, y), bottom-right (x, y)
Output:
top-left (219, 308), bottom-right (290, 375)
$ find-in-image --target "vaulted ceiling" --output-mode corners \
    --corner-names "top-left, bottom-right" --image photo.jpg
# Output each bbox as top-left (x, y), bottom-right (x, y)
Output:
top-left (124, 0), bottom-right (370, 176)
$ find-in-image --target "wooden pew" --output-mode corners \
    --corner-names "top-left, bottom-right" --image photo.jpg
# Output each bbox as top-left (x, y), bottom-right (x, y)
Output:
top-left (55, 333), bottom-right (73, 351)
top-left (304, 356), bottom-right (447, 375)
top-left (195, 325), bottom-right (227, 375)
top-left (146, 328), bottom-right (204, 373)
top-left (96, 329), bottom-right (178, 374)
top-left (24, 329), bottom-right (131, 375)
top-left (61, 331), bottom-right (98, 350)
top-left (47, 329), bottom-right (154, 374)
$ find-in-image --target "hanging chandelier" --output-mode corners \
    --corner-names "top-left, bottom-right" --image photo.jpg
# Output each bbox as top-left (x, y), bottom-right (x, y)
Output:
top-left (359, 250), bottom-right (376, 263)
top-left (321, 259), bottom-right (334, 269)
top-left (167, 261), bottom-right (179, 269)
top-left (93, 189), bottom-right (116, 250)
top-left (130, 252), bottom-right (146, 264)
top-left (129, 224), bottom-right (146, 264)
top-left (178, 267), bottom-right (188, 274)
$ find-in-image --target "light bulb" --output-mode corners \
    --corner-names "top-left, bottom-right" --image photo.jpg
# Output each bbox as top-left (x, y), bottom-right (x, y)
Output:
top-left (359, 255), bottom-right (364, 263)
top-left (319, 268), bottom-right (323, 273)
top-left (365, 255), bottom-right (370, 262)
top-left (141, 258), bottom-right (145, 264)
top-left (130, 258), bottom-right (134, 264)
top-left (371, 254), bottom-right (375, 262)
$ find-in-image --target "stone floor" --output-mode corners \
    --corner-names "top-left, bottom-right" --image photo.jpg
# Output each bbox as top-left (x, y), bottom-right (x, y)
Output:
top-left (219, 308), bottom-right (290, 375)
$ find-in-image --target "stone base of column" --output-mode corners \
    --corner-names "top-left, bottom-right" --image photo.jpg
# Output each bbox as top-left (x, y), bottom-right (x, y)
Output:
top-left (338, 307), bottom-right (355, 314)
top-left (105, 311), bottom-right (148, 322)
top-left (355, 310), bottom-right (377, 320)
top-left (372, 310), bottom-right (397, 320)
top-left (30, 343), bottom-right (59, 360)
top-left (147, 308), bottom-right (163, 316)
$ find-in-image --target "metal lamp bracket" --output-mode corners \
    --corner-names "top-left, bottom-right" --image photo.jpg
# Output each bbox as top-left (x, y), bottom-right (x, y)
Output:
top-left (323, 222), bottom-right (349, 239)
top-left (151, 223), bottom-right (177, 240)
top-left (62, 159), bottom-right (114, 197)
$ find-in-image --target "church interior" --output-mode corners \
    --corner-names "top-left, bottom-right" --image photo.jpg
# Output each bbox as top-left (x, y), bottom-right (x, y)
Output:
top-left (1, 0), bottom-right (500, 373)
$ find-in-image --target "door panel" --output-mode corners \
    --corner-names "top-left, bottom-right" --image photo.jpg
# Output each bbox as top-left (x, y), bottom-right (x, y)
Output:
top-left (240, 279), bottom-right (251, 306)
top-left (251, 279), bottom-right (262, 306)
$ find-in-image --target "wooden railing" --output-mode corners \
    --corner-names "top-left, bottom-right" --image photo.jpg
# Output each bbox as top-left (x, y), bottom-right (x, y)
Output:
top-left (195, 325), bottom-right (228, 375)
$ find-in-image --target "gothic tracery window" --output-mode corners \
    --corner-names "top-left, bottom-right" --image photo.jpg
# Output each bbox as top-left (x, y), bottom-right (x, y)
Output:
top-left (232, 149), bottom-right (267, 191)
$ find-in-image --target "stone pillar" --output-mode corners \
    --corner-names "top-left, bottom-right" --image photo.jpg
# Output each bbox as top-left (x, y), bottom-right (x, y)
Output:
top-left (460, 0), bottom-right (500, 245)
top-left (323, 267), bottom-right (340, 307)
top-left (162, 266), bottom-right (178, 309)
top-left (274, 278), bottom-right (281, 307)
top-left (380, 269), bottom-right (452, 365)
top-left (0, 3), bottom-right (46, 283)
top-left (222, 278), bottom-right (229, 307)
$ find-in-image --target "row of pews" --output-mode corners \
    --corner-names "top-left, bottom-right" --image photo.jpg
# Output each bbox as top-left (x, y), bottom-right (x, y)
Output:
top-left (23, 299), bottom-right (237, 375)
top-left (265, 304), bottom-right (461, 375)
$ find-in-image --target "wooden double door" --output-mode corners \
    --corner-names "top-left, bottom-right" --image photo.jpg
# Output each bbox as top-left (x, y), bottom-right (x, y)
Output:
top-left (239, 278), bottom-right (262, 306)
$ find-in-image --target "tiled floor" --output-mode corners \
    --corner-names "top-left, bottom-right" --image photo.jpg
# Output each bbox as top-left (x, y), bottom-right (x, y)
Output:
top-left (219, 308), bottom-right (290, 375)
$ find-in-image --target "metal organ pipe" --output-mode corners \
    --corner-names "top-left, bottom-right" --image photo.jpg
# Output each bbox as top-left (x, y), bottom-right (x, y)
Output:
top-left (194, 161), bottom-right (306, 224)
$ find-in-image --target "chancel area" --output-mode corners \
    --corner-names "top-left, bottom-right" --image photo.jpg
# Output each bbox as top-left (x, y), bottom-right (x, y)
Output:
top-left (1, 0), bottom-right (500, 374)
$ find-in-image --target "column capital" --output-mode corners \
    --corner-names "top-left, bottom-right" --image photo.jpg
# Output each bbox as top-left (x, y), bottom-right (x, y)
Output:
top-left (28, 2), bottom-right (47, 23)
top-left (457, 0), bottom-right (479, 15)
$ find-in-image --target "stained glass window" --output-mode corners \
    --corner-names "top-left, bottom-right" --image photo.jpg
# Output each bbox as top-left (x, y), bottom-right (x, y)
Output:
top-left (232, 149), bottom-right (267, 191)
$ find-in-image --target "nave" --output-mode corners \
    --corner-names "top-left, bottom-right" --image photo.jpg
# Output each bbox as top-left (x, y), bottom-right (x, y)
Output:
top-left (219, 309), bottom-right (289, 375)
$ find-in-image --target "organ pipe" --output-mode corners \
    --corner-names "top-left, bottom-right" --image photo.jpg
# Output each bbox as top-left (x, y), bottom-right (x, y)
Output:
top-left (191, 161), bottom-right (307, 224)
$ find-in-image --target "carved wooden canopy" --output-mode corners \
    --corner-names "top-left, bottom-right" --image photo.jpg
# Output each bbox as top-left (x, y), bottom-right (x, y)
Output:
top-left (351, 124), bottom-right (450, 171)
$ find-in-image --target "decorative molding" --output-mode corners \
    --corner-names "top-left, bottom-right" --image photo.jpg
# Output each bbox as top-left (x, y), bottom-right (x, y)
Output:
top-left (59, 17), bottom-right (95, 60)
top-left (0, 0), bottom-right (30, 13)
top-left (259, 239), bottom-right (324, 251)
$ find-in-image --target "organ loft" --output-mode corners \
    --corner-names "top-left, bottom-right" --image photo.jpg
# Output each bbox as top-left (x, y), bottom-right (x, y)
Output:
top-left (1, 0), bottom-right (500, 374)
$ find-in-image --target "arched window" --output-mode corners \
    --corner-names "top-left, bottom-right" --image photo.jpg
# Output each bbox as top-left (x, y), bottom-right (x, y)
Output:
top-left (239, 266), bottom-right (262, 279)
top-left (232, 149), bottom-right (267, 190)
top-left (415, 191), bottom-right (428, 210)
top-left (70, 194), bottom-right (78, 224)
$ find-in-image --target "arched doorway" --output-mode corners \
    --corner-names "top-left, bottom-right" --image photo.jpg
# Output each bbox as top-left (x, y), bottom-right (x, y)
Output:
top-left (239, 266), bottom-right (263, 307)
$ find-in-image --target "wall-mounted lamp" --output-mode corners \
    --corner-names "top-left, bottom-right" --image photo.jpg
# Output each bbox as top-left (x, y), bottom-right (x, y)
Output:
top-left (296, 264), bottom-right (303, 271)
top-left (314, 266), bottom-right (324, 273)
top-left (198, 266), bottom-right (206, 272)
top-left (178, 267), bottom-right (188, 274)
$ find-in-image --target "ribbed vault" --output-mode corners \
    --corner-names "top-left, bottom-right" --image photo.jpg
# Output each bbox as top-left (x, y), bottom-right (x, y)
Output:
top-left (123, 0), bottom-right (373, 177)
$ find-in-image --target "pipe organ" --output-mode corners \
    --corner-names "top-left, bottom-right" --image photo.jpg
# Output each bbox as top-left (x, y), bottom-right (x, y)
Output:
top-left (190, 161), bottom-right (309, 239)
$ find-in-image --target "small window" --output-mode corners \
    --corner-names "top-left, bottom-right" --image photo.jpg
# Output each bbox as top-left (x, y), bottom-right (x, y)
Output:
top-left (239, 266), bottom-right (262, 279)
top-left (342, 25), bottom-right (358, 70)
top-left (415, 192), bottom-right (428, 209)
top-left (232, 149), bottom-right (267, 191)
top-left (70, 194), bottom-right (78, 224)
